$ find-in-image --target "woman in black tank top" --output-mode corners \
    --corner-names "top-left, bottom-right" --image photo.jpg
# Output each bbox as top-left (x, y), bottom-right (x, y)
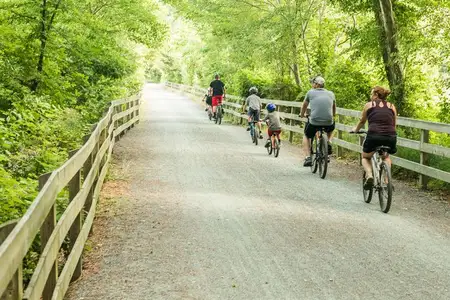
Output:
top-left (352, 86), bottom-right (398, 189)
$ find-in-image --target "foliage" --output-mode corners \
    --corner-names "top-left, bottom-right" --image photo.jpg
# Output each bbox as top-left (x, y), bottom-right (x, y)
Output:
top-left (0, 0), bottom-right (166, 227)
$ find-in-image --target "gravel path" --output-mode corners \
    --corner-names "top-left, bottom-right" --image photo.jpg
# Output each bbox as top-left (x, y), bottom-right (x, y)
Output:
top-left (66, 84), bottom-right (450, 300)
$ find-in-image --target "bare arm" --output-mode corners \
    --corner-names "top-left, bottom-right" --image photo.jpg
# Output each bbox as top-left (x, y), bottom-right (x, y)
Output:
top-left (300, 100), bottom-right (309, 118)
top-left (353, 103), bottom-right (369, 132)
top-left (391, 103), bottom-right (398, 128)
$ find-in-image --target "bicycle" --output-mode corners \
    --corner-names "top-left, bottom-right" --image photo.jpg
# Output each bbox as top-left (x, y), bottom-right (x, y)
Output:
top-left (309, 125), bottom-right (329, 179)
top-left (249, 119), bottom-right (260, 145)
top-left (215, 103), bottom-right (223, 125)
top-left (351, 131), bottom-right (393, 213)
top-left (266, 131), bottom-right (280, 157)
top-left (207, 105), bottom-right (213, 120)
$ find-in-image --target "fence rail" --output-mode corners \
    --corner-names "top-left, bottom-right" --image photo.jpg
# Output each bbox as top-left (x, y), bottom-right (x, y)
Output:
top-left (166, 82), bottom-right (450, 187)
top-left (0, 94), bottom-right (141, 300)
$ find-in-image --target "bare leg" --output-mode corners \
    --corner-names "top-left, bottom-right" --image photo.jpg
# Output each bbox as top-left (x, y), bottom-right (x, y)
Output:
top-left (327, 131), bottom-right (334, 142)
top-left (362, 152), bottom-right (375, 178)
top-left (382, 154), bottom-right (392, 168)
top-left (303, 135), bottom-right (311, 157)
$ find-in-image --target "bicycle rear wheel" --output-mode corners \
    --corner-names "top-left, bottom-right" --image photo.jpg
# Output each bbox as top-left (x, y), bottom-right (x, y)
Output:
top-left (267, 138), bottom-right (272, 155)
top-left (319, 135), bottom-right (328, 179)
top-left (362, 171), bottom-right (373, 203)
top-left (217, 107), bottom-right (222, 125)
top-left (378, 162), bottom-right (393, 213)
top-left (310, 136), bottom-right (318, 173)
top-left (274, 138), bottom-right (280, 157)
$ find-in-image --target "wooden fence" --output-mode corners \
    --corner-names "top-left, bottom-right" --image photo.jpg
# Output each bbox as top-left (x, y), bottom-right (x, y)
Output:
top-left (0, 94), bottom-right (141, 300)
top-left (166, 82), bottom-right (450, 187)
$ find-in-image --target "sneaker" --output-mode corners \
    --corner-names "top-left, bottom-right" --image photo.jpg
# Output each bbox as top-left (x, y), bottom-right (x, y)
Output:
top-left (205, 108), bottom-right (208, 111)
top-left (363, 177), bottom-right (374, 190)
top-left (259, 132), bottom-right (264, 139)
top-left (265, 140), bottom-right (271, 148)
top-left (328, 143), bottom-right (333, 155)
top-left (246, 127), bottom-right (250, 131)
top-left (303, 157), bottom-right (312, 167)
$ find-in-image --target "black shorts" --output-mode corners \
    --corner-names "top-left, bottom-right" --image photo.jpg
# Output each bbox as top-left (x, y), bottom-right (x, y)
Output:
top-left (304, 122), bottom-right (335, 139)
top-left (363, 134), bottom-right (397, 154)
top-left (248, 108), bottom-right (260, 122)
top-left (206, 96), bottom-right (212, 106)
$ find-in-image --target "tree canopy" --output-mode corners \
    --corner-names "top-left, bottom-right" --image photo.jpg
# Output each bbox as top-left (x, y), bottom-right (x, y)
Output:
top-left (156, 0), bottom-right (450, 120)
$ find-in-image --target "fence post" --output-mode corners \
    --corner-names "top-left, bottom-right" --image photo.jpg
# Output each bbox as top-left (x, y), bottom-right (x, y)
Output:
top-left (135, 97), bottom-right (140, 125)
top-left (337, 115), bottom-right (343, 157)
top-left (419, 129), bottom-right (430, 189)
top-left (83, 134), bottom-right (94, 217)
top-left (0, 221), bottom-right (22, 300)
top-left (68, 150), bottom-right (82, 282)
top-left (289, 107), bottom-right (294, 143)
top-left (39, 172), bottom-right (57, 300)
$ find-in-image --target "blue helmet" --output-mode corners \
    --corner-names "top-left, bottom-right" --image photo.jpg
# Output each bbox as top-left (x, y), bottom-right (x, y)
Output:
top-left (266, 103), bottom-right (276, 112)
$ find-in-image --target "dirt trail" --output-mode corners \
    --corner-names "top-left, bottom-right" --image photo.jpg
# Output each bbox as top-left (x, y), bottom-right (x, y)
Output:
top-left (66, 84), bottom-right (450, 300)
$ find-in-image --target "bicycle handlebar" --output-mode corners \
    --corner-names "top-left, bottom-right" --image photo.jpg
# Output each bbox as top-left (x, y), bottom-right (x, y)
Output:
top-left (349, 130), bottom-right (367, 134)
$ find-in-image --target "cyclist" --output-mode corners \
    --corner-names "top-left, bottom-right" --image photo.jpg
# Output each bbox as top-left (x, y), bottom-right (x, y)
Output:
top-left (202, 88), bottom-right (213, 111)
top-left (263, 103), bottom-right (282, 148)
top-left (300, 76), bottom-right (336, 167)
top-left (243, 86), bottom-right (263, 139)
top-left (352, 86), bottom-right (397, 190)
top-left (209, 74), bottom-right (226, 119)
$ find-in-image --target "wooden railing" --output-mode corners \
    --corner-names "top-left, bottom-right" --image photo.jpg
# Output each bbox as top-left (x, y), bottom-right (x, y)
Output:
top-left (166, 82), bottom-right (450, 187)
top-left (0, 94), bottom-right (141, 300)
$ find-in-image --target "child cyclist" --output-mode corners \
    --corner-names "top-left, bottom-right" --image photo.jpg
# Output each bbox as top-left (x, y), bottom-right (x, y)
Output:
top-left (263, 103), bottom-right (282, 148)
top-left (202, 87), bottom-right (213, 111)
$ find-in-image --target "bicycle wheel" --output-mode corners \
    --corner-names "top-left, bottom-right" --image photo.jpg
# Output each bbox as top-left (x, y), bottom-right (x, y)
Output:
top-left (250, 124), bottom-right (256, 144)
top-left (218, 107), bottom-right (222, 125)
top-left (319, 135), bottom-right (328, 179)
top-left (274, 138), bottom-right (280, 157)
top-left (378, 162), bottom-right (393, 213)
top-left (215, 110), bottom-right (218, 124)
top-left (310, 136), bottom-right (318, 173)
top-left (267, 138), bottom-right (272, 155)
top-left (362, 171), bottom-right (373, 203)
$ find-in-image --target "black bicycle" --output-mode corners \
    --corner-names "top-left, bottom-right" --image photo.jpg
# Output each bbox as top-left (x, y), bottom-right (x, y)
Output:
top-left (310, 126), bottom-right (329, 179)
top-left (249, 119), bottom-right (260, 145)
top-left (215, 103), bottom-right (223, 125)
top-left (351, 131), bottom-right (393, 213)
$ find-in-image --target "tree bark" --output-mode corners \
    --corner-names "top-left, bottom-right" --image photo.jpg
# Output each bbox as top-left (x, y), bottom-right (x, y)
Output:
top-left (372, 0), bottom-right (406, 114)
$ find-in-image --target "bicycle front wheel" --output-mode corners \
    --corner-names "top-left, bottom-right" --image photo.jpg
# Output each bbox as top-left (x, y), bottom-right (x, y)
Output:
top-left (319, 135), bottom-right (328, 179)
top-left (378, 162), bottom-right (393, 213)
top-left (310, 136), bottom-right (318, 174)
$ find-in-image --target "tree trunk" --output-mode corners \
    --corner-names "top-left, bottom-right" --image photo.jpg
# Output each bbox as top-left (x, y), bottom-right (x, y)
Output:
top-left (372, 0), bottom-right (406, 114)
top-left (31, 0), bottom-right (48, 92)
top-left (31, 0), bottom-right (62, 92)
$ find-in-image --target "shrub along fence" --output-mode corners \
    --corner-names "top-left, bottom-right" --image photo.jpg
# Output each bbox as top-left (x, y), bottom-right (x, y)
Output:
top-left (0, 94), bottom-right (140, 300)
top-left (166, 82), bottom-right (450, 188)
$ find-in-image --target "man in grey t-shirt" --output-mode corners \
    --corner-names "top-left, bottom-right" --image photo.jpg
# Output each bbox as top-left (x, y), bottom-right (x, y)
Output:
top-left (300, 76), bottom-right (336, 167)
